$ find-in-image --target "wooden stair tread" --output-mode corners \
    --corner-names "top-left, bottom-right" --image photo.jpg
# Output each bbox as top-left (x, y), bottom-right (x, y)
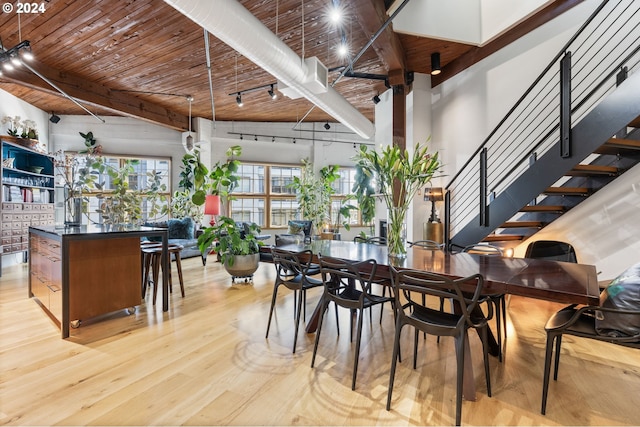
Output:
top-left (629, 116), bottom-right (640, 128)
top-left (483, 234), bottom-right (524, 242)
top-left (566, 164), bottom-right (619, 176)
top-left (595, 138), bottom-right (640, 155)
top-left (520, 205), bottom-right (566, 212)
top-left (544, 186), bottom-right (590, 195)
top-left (499, 221), bottom-right (544, 228)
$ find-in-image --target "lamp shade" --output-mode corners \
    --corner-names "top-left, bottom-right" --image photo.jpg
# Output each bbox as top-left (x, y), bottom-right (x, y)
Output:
top-left (204, 194), bottom-right (220, 216)
top-left (424, 187), bottom-right (444, 202)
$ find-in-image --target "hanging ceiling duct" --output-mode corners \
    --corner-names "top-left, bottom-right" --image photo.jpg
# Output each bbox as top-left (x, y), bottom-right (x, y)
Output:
top-left (163, 0), bottom-right (375, 140)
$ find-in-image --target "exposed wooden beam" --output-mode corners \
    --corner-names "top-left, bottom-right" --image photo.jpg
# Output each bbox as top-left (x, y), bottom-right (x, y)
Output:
top-left (432, 0), bottom-right (585, 87)
top-left (351, 0), bottom-right (407, 73)
top-left (2, 60), bottom-right (188, 131)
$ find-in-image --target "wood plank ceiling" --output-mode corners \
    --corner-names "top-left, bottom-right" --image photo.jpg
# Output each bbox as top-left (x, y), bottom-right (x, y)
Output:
top-left (0, 0), bottom-right (578, 133)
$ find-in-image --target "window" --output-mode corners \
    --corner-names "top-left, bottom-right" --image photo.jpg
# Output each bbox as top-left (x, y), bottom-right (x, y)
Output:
top-left (66, 153), bottom-right (171, 224)
top-left (330, 167), bottom-right (361, 227)
top-left (229, 162), bottom-right (365, 229)
top-left (230, 162), bottom-right (301, 228)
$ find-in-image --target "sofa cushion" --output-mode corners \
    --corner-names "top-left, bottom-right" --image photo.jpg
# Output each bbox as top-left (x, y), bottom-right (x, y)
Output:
top-left (167, 217), bottom-right (195, 240)
top-left (288, 220), bottom-right (312, 236)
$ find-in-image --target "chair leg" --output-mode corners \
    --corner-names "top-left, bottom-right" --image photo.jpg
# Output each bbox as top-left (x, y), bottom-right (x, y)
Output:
top-left (494, 297), bottom-right (503, 362)
top-left (553, 334), bottom-right (563, 380)
top-left (265, 283), bottom-right (280, 339)
top-left (174, 253), bottom-right (185, 297)
top-left (480, 325), bottom-right (492, 397)
top-left (292, 286), bottom-right (304, 353)
top-left (413, 329), bottom-right (419, 369)
top-left (152, 253), bottom-right (161, 305)
top-left (311, 298), bottom-right (329, 368)
top-left (541, 332), bottom-right (557, 415)
top-left (386, 317), bottom-right (404, 411)
top-left (454, 332), bottom-right (466, 426)
top-left (352, 308), bottom-right (364, 390)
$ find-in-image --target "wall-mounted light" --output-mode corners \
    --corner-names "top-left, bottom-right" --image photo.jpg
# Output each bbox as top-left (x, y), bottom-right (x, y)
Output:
top-left (324, 121), bottom-right (330, 130)
top-left (424, 186), bottom-right (444, 222)
top-left (49, 113), bottom-right (60, 124)
top-left (431, 52), bottom-right (441, 76)
top-left (372, 94), bottom-right (381, 104)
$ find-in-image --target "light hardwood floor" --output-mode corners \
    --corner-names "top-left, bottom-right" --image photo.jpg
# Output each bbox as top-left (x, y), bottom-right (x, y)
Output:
top-left (1, 257), bottom-right (639, 426)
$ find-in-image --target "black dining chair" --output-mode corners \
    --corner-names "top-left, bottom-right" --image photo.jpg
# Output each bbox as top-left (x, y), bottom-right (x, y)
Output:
top-left (525, 240), bottom-right (577, 263)
top-left (387, 267), bottom-right (492, 426)
top-left (354, 235), bottom-right (393, 323)
top-left (408, 240), bottom-right (444, 250)
top-left (266, 248), bottom-right (325, 353)
top-left (311, 254), bottom-right (395, 390)
top-left (540, 304), bottom-right (640, 415)
top-left (462, 243), bottom-right (507, 362)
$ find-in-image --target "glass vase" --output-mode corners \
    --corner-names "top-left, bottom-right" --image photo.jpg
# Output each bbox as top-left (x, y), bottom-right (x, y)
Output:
top-left (64, 186), bottom-right (82, 226)
top-left (387, 206), bottom-right (408, 259)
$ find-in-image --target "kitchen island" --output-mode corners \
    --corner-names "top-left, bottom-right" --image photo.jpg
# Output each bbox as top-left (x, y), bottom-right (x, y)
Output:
top-left (28, 224), bottom-right (168, 338)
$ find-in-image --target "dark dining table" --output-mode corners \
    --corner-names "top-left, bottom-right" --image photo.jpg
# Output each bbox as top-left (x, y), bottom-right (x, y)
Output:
top-left (269, 239), bottom-right (600, 400)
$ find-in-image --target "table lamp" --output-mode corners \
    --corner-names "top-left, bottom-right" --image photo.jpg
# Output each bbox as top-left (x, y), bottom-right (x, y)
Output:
top-left (204, 194), bottom-right (220, 226)
top-left (424, 187), bottom-right (444, 222)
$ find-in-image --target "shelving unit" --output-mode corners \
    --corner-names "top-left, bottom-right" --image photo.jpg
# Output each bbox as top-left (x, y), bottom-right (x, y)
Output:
top-left (1, 138), bottom-right (55, 276)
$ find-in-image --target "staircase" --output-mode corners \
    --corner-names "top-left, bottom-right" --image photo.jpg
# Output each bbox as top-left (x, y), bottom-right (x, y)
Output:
top-left (444, 0), bottom-right (640, 251)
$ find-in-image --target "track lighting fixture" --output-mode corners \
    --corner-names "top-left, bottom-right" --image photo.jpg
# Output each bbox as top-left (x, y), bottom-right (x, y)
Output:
top-left (0, 40), bottom-right (33, 70)
top-left (230, 82), bottom-right (278, 105)
top-left (431, 52), bottom-right (441, 76)
top-left (324, 122), bottom-right (331, 130)
top-left (293, 138), bottom-right (296, 144)
top-left (254, 135), bottom-right (258, 141)
top-left (372, 94), bottom-right (381, 104)
top-left (49, 113), bottom-right (60, 124)
top-left (268, 84), bottom-right (277, 100)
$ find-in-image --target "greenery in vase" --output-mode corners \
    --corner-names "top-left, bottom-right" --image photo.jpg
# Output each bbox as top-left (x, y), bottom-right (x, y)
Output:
top-left (353, 142), bottom-right (440, 257)
top-left (198, 215), bottom-right (263, 267)
top-left (93, 158), bottom-right (167, 226)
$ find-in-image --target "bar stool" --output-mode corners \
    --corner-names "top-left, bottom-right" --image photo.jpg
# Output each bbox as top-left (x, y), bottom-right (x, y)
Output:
top-left (141, 243), bottom-right (185, 304)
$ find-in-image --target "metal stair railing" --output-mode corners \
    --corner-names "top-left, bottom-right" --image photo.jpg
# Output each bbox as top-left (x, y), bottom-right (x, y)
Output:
top-left (444, 0), bottom-right (640, 243)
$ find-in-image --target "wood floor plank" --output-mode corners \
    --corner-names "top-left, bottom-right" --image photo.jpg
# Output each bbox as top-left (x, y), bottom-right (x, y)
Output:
top-left (1, 257), bottom-right (639, 425)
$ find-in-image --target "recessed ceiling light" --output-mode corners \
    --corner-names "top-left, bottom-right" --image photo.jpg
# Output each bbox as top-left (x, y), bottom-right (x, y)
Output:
top-left (337, 44), bottom-right (348, 57)
top-left (329, 7), bottom-right (342, 24)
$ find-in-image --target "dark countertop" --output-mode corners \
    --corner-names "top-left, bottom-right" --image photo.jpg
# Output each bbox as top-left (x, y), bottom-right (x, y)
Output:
top-left (29, 224), bottom-right (167, 238)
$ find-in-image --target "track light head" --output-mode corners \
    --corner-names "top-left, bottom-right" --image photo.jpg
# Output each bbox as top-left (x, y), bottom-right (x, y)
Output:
top-left (268, 84), bottom-right (277, 100)
top-left (236, 94), bottom-right (243, 107)
top-left (431, 52), bottom-right (441, 76)
top-left (324, 122), bottom-right (330, 130)
top-left (372, 95), bottom-right (381, 104)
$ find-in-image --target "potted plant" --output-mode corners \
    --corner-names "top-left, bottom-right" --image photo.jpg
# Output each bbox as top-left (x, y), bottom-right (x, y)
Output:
top-left (198, 215), bottom-right (264, 279)
top-left (353, 142), bottom-right (440, 258)
top-left (352, 164), bottom-right (376, 237)
top-left (289, 159), bottom-right (340, 237)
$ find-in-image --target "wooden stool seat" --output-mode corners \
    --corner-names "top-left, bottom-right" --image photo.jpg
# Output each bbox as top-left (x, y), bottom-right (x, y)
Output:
top-left (141, 243), bottom-right (185, 304)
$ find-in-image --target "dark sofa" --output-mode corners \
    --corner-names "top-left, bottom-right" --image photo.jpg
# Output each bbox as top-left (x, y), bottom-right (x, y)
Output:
top-left (144, 217), bottom-right (201, 259)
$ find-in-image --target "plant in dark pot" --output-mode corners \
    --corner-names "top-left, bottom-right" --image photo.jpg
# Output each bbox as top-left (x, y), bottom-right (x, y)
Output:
top-left (198, 215), bottom-right (264, 281)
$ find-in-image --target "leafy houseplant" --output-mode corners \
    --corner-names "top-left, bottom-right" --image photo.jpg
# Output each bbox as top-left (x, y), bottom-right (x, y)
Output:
top-left (352, 164), bottom-right (376, 236)
top-left (353, 142), bottom-right (440, 258)
top-left (198, 216), bottom-right (263, 280)
top-left (289, 159), bottom-right (340, 235)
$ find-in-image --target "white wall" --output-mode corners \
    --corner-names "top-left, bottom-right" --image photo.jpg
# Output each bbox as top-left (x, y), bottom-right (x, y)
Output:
top-left (432, 0), bottom-right (640, 279)
top-left (0, 88), bottom-right (49, 149)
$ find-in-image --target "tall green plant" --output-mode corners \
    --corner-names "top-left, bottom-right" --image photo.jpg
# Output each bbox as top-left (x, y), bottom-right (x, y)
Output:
top-left (289, 159), bottom-right (340, 233)
top-left (352, 164), bottom-right (376, 234)
top-left (353, 142), bottom-right (440, 257)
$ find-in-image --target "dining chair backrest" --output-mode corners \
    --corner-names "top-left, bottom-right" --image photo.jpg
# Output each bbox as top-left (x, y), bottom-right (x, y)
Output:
top-left (317, 254), bottom-right (378, 297)
top-left (354, 236), bottom-right (387, 245)
top-left (408, 240), bottom-right (444, 250)
top-left (462, 243), bottom-right (503, 256)
top-left (391, 267), bottom-right (488, 330)
top-left (525, 240), bottom-right (577, 263)
top-left (271, 247), bottom-right (315, 281)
